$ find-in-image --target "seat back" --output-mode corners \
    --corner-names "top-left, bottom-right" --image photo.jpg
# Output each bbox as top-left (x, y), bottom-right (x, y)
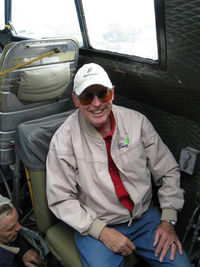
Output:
top-left (0, 38), bottom-right (78, 165)
top-left (15, 110), bottom-right (83, 267)
top-left (15, 110), bottom-right (75, 232)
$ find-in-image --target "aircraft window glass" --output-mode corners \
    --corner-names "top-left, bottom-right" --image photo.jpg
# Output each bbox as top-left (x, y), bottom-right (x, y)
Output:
top-left (0, 1), bottom-right (5, 30)
top-left (11, 0), bottom-right (82, 43)
top-left (82, 0), bottom-right (158, 60)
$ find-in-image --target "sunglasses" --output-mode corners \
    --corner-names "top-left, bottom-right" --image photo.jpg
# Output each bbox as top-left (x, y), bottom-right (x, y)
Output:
top-left (78, 88), bottom-right (113, 105)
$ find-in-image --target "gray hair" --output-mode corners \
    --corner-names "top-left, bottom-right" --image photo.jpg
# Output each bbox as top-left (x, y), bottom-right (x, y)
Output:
top-left (0, 195), bottom-right (14, 223)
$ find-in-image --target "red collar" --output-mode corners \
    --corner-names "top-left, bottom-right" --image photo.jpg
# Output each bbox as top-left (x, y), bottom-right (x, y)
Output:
top-left (103, 112), bottom-right (115, 139)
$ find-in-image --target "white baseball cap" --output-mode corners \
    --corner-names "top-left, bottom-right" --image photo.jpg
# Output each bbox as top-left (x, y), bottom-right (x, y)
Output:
top-left (73, 63), bottom-right (113, 96)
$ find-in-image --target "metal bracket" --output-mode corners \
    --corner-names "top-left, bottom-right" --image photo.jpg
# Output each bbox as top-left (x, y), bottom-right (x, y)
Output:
top-left (179, 146), bottom-right (200, 175)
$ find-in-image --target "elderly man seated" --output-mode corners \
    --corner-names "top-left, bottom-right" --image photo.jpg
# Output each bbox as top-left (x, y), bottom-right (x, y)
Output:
top-left (0, 194), bottom-right (40, 267)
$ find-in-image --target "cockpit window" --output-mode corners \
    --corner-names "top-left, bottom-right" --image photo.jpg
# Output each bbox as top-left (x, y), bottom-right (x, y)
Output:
top-left (81, 0), bottom-right (158, 60)
top-left (11, 0), bottom-right (82, 43)
top-left (0, 1), bottom-right (5, 30)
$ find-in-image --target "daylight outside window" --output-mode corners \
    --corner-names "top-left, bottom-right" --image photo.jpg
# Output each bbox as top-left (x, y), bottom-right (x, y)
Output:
top-left (10, 0), bottom-right (157, 60)
top-left (0, 1), bottom-right (5, 30)
top-left (82, 0), bottom-right (158, 60)
top-left (11, 0), bottom-right (82, 44)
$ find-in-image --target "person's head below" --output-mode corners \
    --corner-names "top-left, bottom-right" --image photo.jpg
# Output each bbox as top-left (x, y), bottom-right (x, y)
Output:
top-left (72, 63), bottom-right (114, 132)
top-left (0, 195), bottom-right (22, 244)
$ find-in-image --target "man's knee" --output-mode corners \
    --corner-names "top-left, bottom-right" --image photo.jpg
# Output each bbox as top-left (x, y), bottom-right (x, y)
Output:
top-left (74, 231), bottom-right (124, 267)
top-left (159, 249), bottom-right (193, 267)
top-left (170, 250), bottom-right (193, 267)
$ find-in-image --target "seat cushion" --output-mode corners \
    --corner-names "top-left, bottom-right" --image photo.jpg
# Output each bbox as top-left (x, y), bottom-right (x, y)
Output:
top-left (125, 253), bottom-right (140, 267)
top-left (30, 170), bottom-right (58, 232)
top-left (46, 221), bottom-right (82, 267)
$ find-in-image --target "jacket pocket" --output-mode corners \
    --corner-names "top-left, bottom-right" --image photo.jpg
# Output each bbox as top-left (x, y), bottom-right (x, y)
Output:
top-left (117, 140), bottom-right (147, 171)
top-left (114, 140), bottom-right (152, 189)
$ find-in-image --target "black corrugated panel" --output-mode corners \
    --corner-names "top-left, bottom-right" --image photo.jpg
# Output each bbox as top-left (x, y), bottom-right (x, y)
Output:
top-left (115, 96), bottom-right (200, 241)
top-left (166, 0), bottom-right (200, 91)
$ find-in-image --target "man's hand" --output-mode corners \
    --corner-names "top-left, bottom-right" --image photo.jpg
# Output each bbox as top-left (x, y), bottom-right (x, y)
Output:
top-left (99, 226), bottom-right (135, 256)
top-left (22, 249), bottom-right (40, 267)
top-left (153, 221), bottom-right (183, 262)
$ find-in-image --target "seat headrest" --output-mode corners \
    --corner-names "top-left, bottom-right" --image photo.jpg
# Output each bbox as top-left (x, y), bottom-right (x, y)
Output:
top-left (15, 109), bottom-right (76, 171)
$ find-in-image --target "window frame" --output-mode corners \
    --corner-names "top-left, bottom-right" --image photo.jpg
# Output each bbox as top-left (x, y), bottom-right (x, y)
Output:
top-left (5, 0), bottom-right (12, 26)
top-left (6, 0), bottom-right (82, 43)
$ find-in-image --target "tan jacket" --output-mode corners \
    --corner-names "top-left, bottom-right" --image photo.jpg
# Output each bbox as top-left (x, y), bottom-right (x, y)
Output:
top-left (46, 105), bottom-right (184, 239)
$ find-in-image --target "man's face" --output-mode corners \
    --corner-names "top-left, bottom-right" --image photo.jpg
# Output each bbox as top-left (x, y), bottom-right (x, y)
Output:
top-left (72, 85), bottom-right (114, 130)
top-left (0, 208), bottom-right (22, 244)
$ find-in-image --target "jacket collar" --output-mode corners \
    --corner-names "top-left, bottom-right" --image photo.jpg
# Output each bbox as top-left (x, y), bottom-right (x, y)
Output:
top-left (0, 243), bottom-right (20, 254)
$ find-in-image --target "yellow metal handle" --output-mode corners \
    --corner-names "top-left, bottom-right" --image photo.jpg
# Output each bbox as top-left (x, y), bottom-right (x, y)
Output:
top-left (24, 166), bottom-right (35, 212)
top-left (0, 47), bottom-right (61, 77)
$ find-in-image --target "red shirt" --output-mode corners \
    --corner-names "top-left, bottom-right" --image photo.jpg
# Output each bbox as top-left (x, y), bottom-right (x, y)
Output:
top-left (103, 113), bottom-right (134, 213)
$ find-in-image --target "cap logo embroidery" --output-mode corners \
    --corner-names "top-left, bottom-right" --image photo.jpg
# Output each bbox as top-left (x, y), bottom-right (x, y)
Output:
top-left (87, 67), bottom-right (93, 73)
top-left (83, 67), bottom-right (98, 78)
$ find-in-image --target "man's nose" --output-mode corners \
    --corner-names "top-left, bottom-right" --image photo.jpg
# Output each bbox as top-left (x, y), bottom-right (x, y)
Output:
top-left (92, 95), bottom-right (101, 106)
top-left (15, 222), bottom-right (22, 232)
